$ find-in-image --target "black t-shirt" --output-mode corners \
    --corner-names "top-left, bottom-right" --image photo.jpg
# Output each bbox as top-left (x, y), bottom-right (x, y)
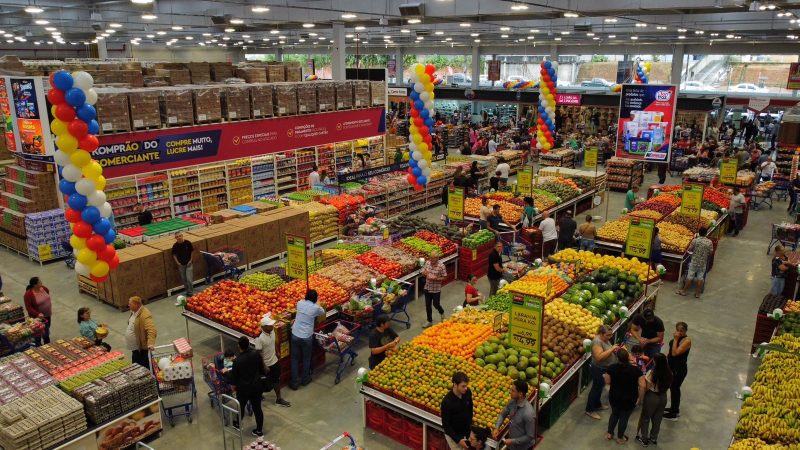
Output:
top-left (606, 362), bottom-right (642, 409)
top-left (487, 250), bottom-right (503, 280)
top-left (453, 175), bottom-right (470, 188)
top-left (558, 217), bottom-right (577, 244)
top-left (138, 210), bottom-right (153, 226)
top-left (368, 328), bottom-right (399, 369)
top-left (172, 241), bottom-right (194, 265)
top-left (632, 314), bottom-right (665, 339)
top-left (772, 257), bottom-right (787, 278)
top-left (490, 176), bottom-right (500, 191)
top-left (440, 389), bottom-right (473, 443)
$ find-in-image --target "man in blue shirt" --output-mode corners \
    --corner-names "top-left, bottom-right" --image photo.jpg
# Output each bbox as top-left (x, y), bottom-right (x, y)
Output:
top-left (492, 379), bottom-right (536, 450)
top-left (290, 289), bottom-right (325, 390)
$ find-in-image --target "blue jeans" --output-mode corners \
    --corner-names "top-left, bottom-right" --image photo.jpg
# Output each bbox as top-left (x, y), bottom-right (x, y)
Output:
top-left (585, 363), bottom-right (608, 412)
top-left (580, 238), bottom-right (595, 251)
top-left (290, 334), bottom-right (313, 387)
top-left (771, 277), bottom-right (786, 296)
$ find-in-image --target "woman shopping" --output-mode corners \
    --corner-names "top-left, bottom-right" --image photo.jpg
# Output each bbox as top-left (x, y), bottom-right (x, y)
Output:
top-left (463, 274), bottom-right (483, 307)
top-left (603, 348), bottom-right (644, 444)
top-left (636, 353), bottom-right (673, 446)
top-left (77, 307), bottom-right (112, 351)
top-left (585, 325), bottom-right (620, 420)
top-left (664, 322), bottom-right (692, 421)
top-left (24, 277), bottom-right (52, 345)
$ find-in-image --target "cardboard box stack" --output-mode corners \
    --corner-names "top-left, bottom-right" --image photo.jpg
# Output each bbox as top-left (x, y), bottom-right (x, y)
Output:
top-left (161, 87), bottom-right (195, 127)
top-left (145, 234), bottom-right (207, 291)
top-left (127, 88), bottom-right (162, 130)
top-left (155, 68), bottom-right (191, 86)
top-left (353, 80), bottom-right (371, 108)
top-left (187, 62), bottom-right (211, 84)
top-left (336, 81), bottom-right (353, 110)
top-left (296, 83), bottom-right (318, 114)
top-left (370, 81), bottom-right (386, 106)
top-left (0, 55), bottom-right (25, 75)
top-left (94, 70), bottom-right (144, 88)
top-left (222, 86), bottom-right (252, 120)
top-left (25, 209), bottom-right (71, 262)
top-left (72, 364), bottom-right (158, 425)
top-left (95, 88), bottom-right (132, 134)
top-left (235, 67), bottom-right (267, 84)
top-left (285, 62), bottom-right (303, 82)
top-left (127, 245), bottom-right (167, 301)
top-left (96, 247), bottom-right (144, 309)
top-left (193, 86), bottom-right (222, 123)
top-left (250, 84), bottom-right (274, 118)
top-left (0, 385), bottom-right (87, 450)
top-left (267, 63), bottom-right (286, 83)
top-left (211, 62), bottom-right (235, 81)
top-left (317, 82), bottom-right (336, 112)
top-left (0, 162), bottom-right (58, 253)
top-left (274, 83), bottom-right (298, 116)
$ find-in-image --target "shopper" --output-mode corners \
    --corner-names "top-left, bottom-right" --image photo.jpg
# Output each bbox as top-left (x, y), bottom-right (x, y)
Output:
top-left (487, 242), bottom-right (504, 297)
top-left (228, 336), bottom-right (264, 437)
top-left (729, 187), bottom-right (746, 236)
top-left (464, 274), bottom-right (482, 306)
top-left (760, 157), bottom-right (777, 182)
top-left (453, 166), bottom-right (470, 189)
top-left (468, 426), bottom-right (491, 450)
top-left (492, 379), bottom-right (535, 450)
top-left (77, 307), bottom-right (111, 351)
top-left (496, 157), bottom-right (510, 182)
top-left (624, 185), bottom-right (640, 211)
top-left (479, 197), bottom-right (492, 230)
top-left (789, 176), bottom-right (800, 213)
top-left (136, 204), bottom-right (153, 226)
top-left (489, 170), bottom-right (501, 191)
top-left (488, 136), bottom-right (498, 154)
top-left (24, 277), bottom-right (52, 345)
top-left (737, 147), bottom-right (750, 169)
top-left (441, 371), bottom-right (473, 450)
top-left (657, 163), bottom-right (667, 185)
top-left (290, 289), bottom-right (325, 389)
top-left (254, 313), bottom-right (290, 407)
top-left (519, 196), bottom-right (536, 228)
top-left (557, 210), bottom-right (577, 251)
top-left (604, 348), bottom-right (644, 445)
top-left (585, 325), bottom-right (619, 419)
top-left (421, 251), bottom-right (447, 328)
top-left (126, 296), bottom-right (156, 370)
top-left (394, 147), bottom-right (404, 164)
top-left (461, 140), bottom-right (472, 156)
top-left (172, 232), bottom-right (195, 297)
top-left (630, 308), bottom-right (665, 360)
top-left (321, 170), bottom-right (333, 185)
top-left (771, 245), bottom-right (789, 296)
top-left (578, 215), bottom-right (597, 251)
top-left (651, 227), bottom-right (663, 269)
top-left (469, 161), bottom-right (482, 190)
top-left (308, 164), bottom-right (321, 187)
top-left (368, 315), bottom-right (400, 369)
top-left (636, 353), bottom-right (673, 446)
top-left (665, 322), bottom-right (692, 421)
top-left (540, 211), bottom-right (558, 259)
top-left (486, 204), bottom-right (504, 236)
top-left (676, 227), bottom-right (714, 298)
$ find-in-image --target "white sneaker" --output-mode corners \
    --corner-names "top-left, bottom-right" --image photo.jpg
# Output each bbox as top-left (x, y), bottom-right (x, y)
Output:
top-left (422, 321), bottom-right (433, 328)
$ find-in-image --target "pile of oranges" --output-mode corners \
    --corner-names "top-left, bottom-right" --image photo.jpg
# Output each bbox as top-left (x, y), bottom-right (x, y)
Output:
top-left (501, 273), bottom-right (570, 301)
top-left (411, 321), bottom-right (496, 359)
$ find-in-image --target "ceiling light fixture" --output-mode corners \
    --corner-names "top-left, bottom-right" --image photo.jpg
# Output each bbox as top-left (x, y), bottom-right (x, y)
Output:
top-left (346, 33), bottom-right (354, 38)
top-left (563, 12), bottom-right (579, 18)
top-left (141, 14), bottom-right (157, 20)
top-left (401, 29), bottom-right (410, 33)
top-left (106, 29), bottom-right (116, 33)
top-left (225, 28), bottom-right (235, 32)
top-left (586, 32), bottom-right (595, 36)
top-left (554, 37), bottom-right (562, 41)
top-left (635, 23), bottom-right (647, 27)
top-left (242, 34), bottom-right (250, 38)
top-left (608, 34), bottom-right (616, 38)
top-left (710, 32), bottom-right (719, 36)
top-left (678, 35), bottom-right (686, 39)
top-left (677, 28), bottom-right (687, 32)
top-left (501, 34), bottom-right (509, 38)
top-left (270, 29), bottom-right (279, 34)
top-left (527, 36), bottom-right (535, 39)
top-left (131, 0), bottom-right (154, 3)
top-left (630, 35), bottom-right (638, 40)
top-left (725, 34), bottom-right (734, 38)
top-left (529, 29), bottom-right (540, 33)
top-left (460, 23), bottom-right (471, 27)
top-left (355, 26), bottom-right (365, 30)
top-left (560, 31), bottom-right (570, 35)
top-left (500, 26), bottom-right (510, 31)
top-left (24, 6), bottom-right (44, 13)
top-left (251, 6), bottom-right (270, 13)
top-left (656, 26), bottom-right (667, 30)
top-left (511, 4), bottom-right (529, 10)
top-left (341, 13), bottom-right (357, 19)
top-left (230, 19), bottom-right (244, 24)
top-left (157, 31), bottom-right (166, 35)
top-left (470, 33), bottom-right (479, 37)
top-left (593, 36), bottom-right (600, 40)
top-left (303, 23), bottom-right (315, 28)
top-left (407, 18), bottom-right (421, 24)
top-left (185, 36), bottom-right (193, 40)
top-left (45, 27), bottom-right (56, 31)
top-left (172, 26), bottom-right (183, 30)
top-left (445, 37), bottom-right (452, 41)
top-left (109, 23), bottom-right (122, 28)
top-left (435, 31), bottom-right (444, 35)
top-left (604, 18), bottom-right (618, 23)
top-left (146, 34), bottom-right (154, 38)
top-left (309, 32), bottom-right (317, 36)
top-left (474, 39), bottom-right (481, 42)
top-left (695, 30), bottom-right (704, 34)
top-left (35, 19), bottom-right (49, 25)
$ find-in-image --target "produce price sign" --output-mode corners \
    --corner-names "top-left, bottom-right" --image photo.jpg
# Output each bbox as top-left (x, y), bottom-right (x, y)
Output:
top-left (584, 147), bottom-right (598, 169)
top-left (517, 166), bottom-right (533, 195)
top-left (615, 84), bottom-right (677, 163)
top-left (624, 217), bottom-right (655, 259)
top-left (680, 184), bottom-right (704, 217)
top-left (448, 187), bottom-right (465, 221)
top-left (720, 158), bottom-right (738, 185)
top-left (285, 234), bottom-right (308, 281)
top-left (508, 292), bottom-right (543, 355)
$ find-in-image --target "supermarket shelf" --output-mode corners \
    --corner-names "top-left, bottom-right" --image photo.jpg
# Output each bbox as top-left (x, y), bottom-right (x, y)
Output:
top-left (51, 399), bottom-right (162, 450)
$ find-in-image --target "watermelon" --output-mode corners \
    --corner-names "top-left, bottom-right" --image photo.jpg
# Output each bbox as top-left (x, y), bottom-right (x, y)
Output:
top-left (589, 298), bottom-right (606, 311)
top-left (602, 290), bottom-right (617, 303)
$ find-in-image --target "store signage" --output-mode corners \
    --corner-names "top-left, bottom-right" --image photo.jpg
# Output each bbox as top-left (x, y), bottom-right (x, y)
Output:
top-left (447, 186), bottom-right (465, 221)
top-left (508, 292), bottom-right (543, 354)
top-left (748, 97), bottom-right (770, 113)
top-left (517, 166), bottom-right (533, 194)
top-left (615, 84), bottom-right (677, 164)
top-left (0, 79), bottom-right (17, 152)
top-left (96, 107), bottom-right (386, 179)
top-left (787, 63), bottom-right (800, 90)
top-left (711, 97), bottom-right (723, 109)
top-left (584, 147), bottom-right (598, 169)
top-left (624, 217), bottom-right (654, 260)
top-left (387, 59), bottom-right (397, 79)
top-left (556, 93), bottom-right (581, 106)
top-left (720, 158), bottom-right (738, 185)
top-left (387, 87), bottom-right (407, 96)
top-left (487, 60), bottom-right (501, 82)
top-left (338, 152), bottom-right (445, 184)
top-left (285, 234), bottom-right (308, 281)
top-left (5, 77), bottom-right (54, 158)
top-left (680, 183), bottom-right (704, 217)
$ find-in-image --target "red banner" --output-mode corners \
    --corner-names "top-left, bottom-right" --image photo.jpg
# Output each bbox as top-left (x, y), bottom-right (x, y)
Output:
top-left (556, 93), bottom-right (581, 105)
top-left (96, 107), bottom-right (386, 179)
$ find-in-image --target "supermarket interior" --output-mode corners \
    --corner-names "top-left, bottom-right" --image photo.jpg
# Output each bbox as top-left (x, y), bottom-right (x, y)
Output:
top-left (2, 1), bottom-right (800, 450)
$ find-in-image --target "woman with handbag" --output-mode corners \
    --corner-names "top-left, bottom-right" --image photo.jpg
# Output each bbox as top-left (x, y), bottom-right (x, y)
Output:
top-left (228, 336), bottom-right (265, 437)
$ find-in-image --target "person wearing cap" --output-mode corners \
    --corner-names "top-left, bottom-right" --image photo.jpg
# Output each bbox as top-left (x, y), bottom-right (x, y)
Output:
top-left (630, 309), bottom-right (665, 360)
top-left (254, 313), bottom-right (290, 407)
top-left (290, 289), bottom-right (325, 390)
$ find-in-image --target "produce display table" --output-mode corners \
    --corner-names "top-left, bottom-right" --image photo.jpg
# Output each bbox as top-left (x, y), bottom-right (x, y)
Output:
top-left (52, 399), bottom-right (162, 450)
top-left (464, 188), bottom-right (599, 229)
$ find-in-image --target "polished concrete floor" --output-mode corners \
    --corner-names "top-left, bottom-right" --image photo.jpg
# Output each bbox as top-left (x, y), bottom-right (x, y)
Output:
top-left (0, 166), bottom-right (781, 450)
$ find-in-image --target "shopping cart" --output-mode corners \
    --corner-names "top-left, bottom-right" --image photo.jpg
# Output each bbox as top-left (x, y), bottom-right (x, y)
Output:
top-left (150, 343), bottom-right (196, 426)
top-left (201, 248), bottom-right (245, 283)
top-left (200, 353), bottom-right (251, 416)
top-left (314, 320), bottom-right (362, 384)
top-left (369, 279), bottom-right (414, 329)
top-left (61, 240), bottom-right (75, 269)
top-left (320, 432), bottom-right (359, 450)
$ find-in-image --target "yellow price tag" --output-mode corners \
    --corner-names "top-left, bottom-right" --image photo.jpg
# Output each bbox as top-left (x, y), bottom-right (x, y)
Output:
top-left (285, 235), bottom-right (308, 280)
top-left (720, 158), bottom-right (738, 185)
top-left (624, 217), bottom-right (655, 259)
top-left (472, 249), bottom-right (477, 261)
top-left (584, 147), bottom-right (598, 169)
top-left (508, 293), bottom-right (543, 354)
top-left (383, 228), bottom-right (389, 240)
top-left (517, 166), bottom-right (533, 194)
top-left (448, 187), bottom-right (465, 221)
top-left (680, 184), bottom-right (704, 218)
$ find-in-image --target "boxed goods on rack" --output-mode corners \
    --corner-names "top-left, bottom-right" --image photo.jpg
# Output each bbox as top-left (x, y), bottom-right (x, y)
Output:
top-left (193, 86), bottom-right (222, 123)
top-left (274, 83), bottom-right (298, 116)
top-left (222, 86), bottom-right (252, 120)
top-left (95, 89), bottom-right (132, 134)
top-left (297, 82), bottom-right (318, 114)
top-left (353, 80), bottom-right (371, 108)
top-left (293, 202), bottom-right (338, 242)
top-left (187, 62), bottom-right (211, 84)
top-left (336, 81), bottom-right (354, 110)
top-left (236, 67), bottom-right (267, 84)
top-left (72, 363), bottom-right (158, 425)
top-left (0, 385), bottom-right (87, 450)
top-left (211, 62), bottom-right (235, 81)
top-left (370, 81), bottom-right (386, 106)
top-left (317, 82), bottom-right (336, 112)
top-left (127, 88), bottom-right (162, 130)
top-left (24, 209), bottom-right (71, 262)
top-left (267, 63), bottom-right (286, 83)
top-left (160, 87), bottom-right (195, 127)
top-left (285, 61), bottom-right (303, 82)
top-left (0, 298), bottom-right (24, 324)
top-left (0, 353), bottom-right (56, 405)
top-left (154, 68), bottom-right (191, 86)
top-left (250, 84), bottom-right (275, 118)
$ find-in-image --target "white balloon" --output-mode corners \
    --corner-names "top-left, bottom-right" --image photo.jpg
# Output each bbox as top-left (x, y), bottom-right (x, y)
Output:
top-left (62, 164), bottom-right (83, 182)
top-left (54, 150), bottom-right (70, 166)
top-left (409, 74), bottom-right (420, 84)
top-left (75, 178), bottom-right (97, 196)
top-left (422, 167), bottom-right (432, 177)
top-left (74, 261), bottom-right (91, 277)
top-left (536, 142), bottom-right (543, 149)
top-left (412, 151), bottom-right (422, 161)
top-left (413, 83), bottom-right (425, 93)
top-left (417, 159), bottom-right (428, 169)
top-left (87, 190), bottom-right (107, 207)
top-left (85, 88), bottom-right (98, 106)
top-left (419, 91), bottom-right (430, 102)
top-left (99, 202), bottom-right (113, 218)
top-left (72, 71), bottom-right (94, 91)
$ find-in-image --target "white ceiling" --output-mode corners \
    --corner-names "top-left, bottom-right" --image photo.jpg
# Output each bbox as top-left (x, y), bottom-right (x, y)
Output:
top-left (0, 0), bottom-right (799, 50)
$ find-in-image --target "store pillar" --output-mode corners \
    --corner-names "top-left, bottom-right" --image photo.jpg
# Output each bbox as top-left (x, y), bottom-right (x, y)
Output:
top-left (671, 44), bottom-right (685, 86)
top-left (395, 47), bottom-right (403, 84)
top-left (471, 45), bottom-right (480, 90)
top-left (97, 34), bottom-right (108, 60)
top-left (275, 47), bottom-right (283, 62)
top-left (332, 22), bottom-right (346, 81)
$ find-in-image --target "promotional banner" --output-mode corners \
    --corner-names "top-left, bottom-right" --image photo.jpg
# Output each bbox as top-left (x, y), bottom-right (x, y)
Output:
top-left (615, 84), bottom-right (677, 163)
top-left (487, 61), bottom-right (501, 82)
top-left (555, 93), bottom-right (581, 106)
top-left (508, 292), bottom-right (543, 354)
top-left (624, 217), bottom-right (655, 259)
top-left (447, 187), bottom-right (465, 221)
top-left (681, 184), bottom-right (704, 217)
top-left (387, 59), bottom-right (397, 79)
top-left (719, 158), bottom-right (738, 185)
top-left (747, 97), bottom-right (770, 113)
top-left (584, 147), bottom-right (598, 169)
top-left (96, 107), bottom-right (386, 179)
top-left (9, 77), bottom-right (54, 157)
top-left (0, 79), bottom-right (17, 152)
top-left (517, 166), bottom-right (533, 194)
top-left (787, 63), bottom-right (800, 90)
top-left (285, 234), bottom-right (308, 281)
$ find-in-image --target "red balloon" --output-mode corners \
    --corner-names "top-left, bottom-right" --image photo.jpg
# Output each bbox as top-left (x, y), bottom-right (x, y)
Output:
top-left (86, 234), bottom-right (106, 252)
top-left (108, 254), bottom-right (120, 270)
top-left (65, 208), bottom-right (82, 223)
top-left (407, 174), bottom-right (417, 185)
top-left (407, 167), bottom-right (413, 175)
top-left (49, 72), bottom-right (56, 87)
top-left (79, 135), bottom-right (99, 152)
top-left (54, 103), bottom-right (76, 122)
top-left (425, 64), bottom-right (436, 75)
top-left (414, 118), bottom-right (424, 127)
top-left (98, 244), bottom-right (116, 262)
top-left (47, 88), bottom-right (65, 105)
top-left (414, 184), bottom-right (423, 192)
top-left (73, 221), bottom-right (93, 238)
top-left (68, 119), bottom-right (89, 139)
top-left (410, 108), bottom-right (419, 118)
top-left (90, 274), bottom-right (108, 283)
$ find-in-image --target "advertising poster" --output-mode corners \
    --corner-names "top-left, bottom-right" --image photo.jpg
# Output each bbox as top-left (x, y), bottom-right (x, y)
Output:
top-left (487, 60), bottom-right (501, 81)
top-left (95, 402), bottom-right (161, 450)
top-left (0, 78), bottom-right (17, 152)
top-left (96, 107), bottom-right (385, 179)
top-left (10, 77), bottom-right (50, 156)
top-left (387, 59), bottom-right (397, 79)
top-left (788, 63), bottom-right (800, 90)
top-left (615, 84), bottom-right (677, 163)
top-left (624, 217), bottom-right (655, 259)
top-left (508, 292), bottom-right (543, 355)
top-left (286, 234), bottom-right (308, 280)
top-left (555, 93), bottom-right (581, 105)
top-left (447, 187), bottom-right (465, 221)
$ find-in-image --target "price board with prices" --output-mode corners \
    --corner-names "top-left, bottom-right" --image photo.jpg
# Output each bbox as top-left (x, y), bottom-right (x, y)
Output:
top-left (584, 147), bottom-right (598, 169)
top-left (285, 234), bottom-right (308, 280)
top-left (680, 184), bottom-right (704, 217)
top-left (517, 166), bottom-right (533, 194)
top-left (719, 158), bottom-right (738, 185)
top-left (624, 217), bottom-right (655, 259)
top-left (508, 293), bottom-right (543, 355)
top-left (447, 187), bottom-right (465, 221)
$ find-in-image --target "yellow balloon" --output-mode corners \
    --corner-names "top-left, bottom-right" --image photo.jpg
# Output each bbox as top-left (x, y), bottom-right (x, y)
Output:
top-left (409, 125), bottom-right (418, 135)
top-left (56, 134), bottom-right (79, 153)
top-left (70, 149), bottom-right (92, 168)
top-left (69, 222), bottom-right (74, 231)
top-left (77, 248), bottom-right (98, 266)
top-left (423, 150), bottom-right (432, 160)
top-left (420, 73), bottom-right (430, 84)
top-left (418, 143), bottom-right (429, 153)
top-left (412, 134), bottom-right (423, 145)
top-left (51, 105), bottom-right (58, 118)
top-left (51, 119), bottom-right (67, 136)
top-left (90, 260), bottom-right (110, 277)
top-left (425, 83), bottom-right (434, 92)
top-left (645, 62), bottom-right (652, 70)
top-left (414, 64), bottom-right (425, 76)
top-left (70, 235), bottom-right (87, 250)
top-left (82, 160), bottom-right (103, 181)
top-left (95, 175), bottom-right (107, 191)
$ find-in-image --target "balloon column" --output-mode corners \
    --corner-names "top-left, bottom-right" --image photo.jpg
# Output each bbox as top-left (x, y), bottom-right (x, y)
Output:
top-left (407, 63), bottom-right (437, 190)
top-left (304, 74), bottom-right (318, 81)
top-left (634, 60), bottom-right (651, 84)
top-left (502, 80), bottom-right (536, 90)
top-left (535, 59), bottom-right (557, 154)
top-left (49, 70), bottom-right (118, 282)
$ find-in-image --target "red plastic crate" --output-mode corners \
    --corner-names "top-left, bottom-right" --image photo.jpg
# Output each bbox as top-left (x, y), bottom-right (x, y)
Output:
top-left (427, 429), bottom-right (449, 450)
top-left (387, 424), bottom-right (405, 443)
top-left (385, 409), bottom-right (403, 429)
top-left (405, 418), bottom-right (424, 450)
top-left (365, 401), bottom-right (386, 433)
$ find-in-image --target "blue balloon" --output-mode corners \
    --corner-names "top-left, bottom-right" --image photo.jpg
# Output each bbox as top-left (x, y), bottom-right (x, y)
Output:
top-left (87, 119), bottom-right (100, 135)
top-left (52, 70), bottom-right (74, 91)
top-left (412, 167), bottom-right (422, 176)
top-left (546, 119), bottom-right (553, 128)
top-left (58, 166), bottom-right (63, 177)
top-left (408, 158), bottom-right (417, 168)
top-left (414, 100), bottom-right (424, 111)
top-left (59, 179), bottom-right (76, 195)
top-left (76, 104), bottom-right (96, 122)
top-left (417, 175), bottom-right (427, 185)
top-left (93, 218), bottom-right (111, 235)
top-left (544, 60), bottom-right (552, 69)
top-left (410, 91), bottom-right (420, 101)
top-left (420, 109), bottom-right (429, 119)
top-left (65, 88), bottom-right (86, 107)
top-left (81, 206), bottom-right (101, 224)
top-left (103, 229), bottom-right (116, 245)
top-left (67, 192), bottom-right (87, 211)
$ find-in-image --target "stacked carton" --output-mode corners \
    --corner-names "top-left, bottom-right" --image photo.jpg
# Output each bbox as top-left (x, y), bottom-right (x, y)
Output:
top-left (235, 67), bottom-right (267, 84)
top-left (353, 80), bottom-right (371, 108)
top-left (222, 86), bottom-right (252, 120)
top-left (154, 68), bottom-right (191, 86)
top-left (0, 163), bottom-right (58, 242)
top-left (193, 86), bottom-right (222, 123)
top-left (144, 234), bottom-right (207, 292)
top-left (0, 385), bottom-right (87, 450)
top-left (267, 63), bottom-right (286, 83)
top-left (250, 84), bottom-right (274, 118)
top-left (95, 88), bottom-right (132, 134)
top-left (161, 87), bottom-right (194, 127)
top-left (336, 81), bottom-right (353, 110)
top-left (370, 81), bottom-right (386, 106)
top-left (285, 62), bottom-right (303, 82)
top-left (127, 88), bottom-right (162, 130)
top-left (317, 82), bottom-right (336, 112)
top-left (211, 62), bottom-right (235, 81)
top-left (296, 83), bottom-right (318, 114)
top-left (274, 83), bottom-right (298, 116)
top-left (25, 209), bottom-right (71, 262)
top-left (96, 247), bottom-right (146, 309)
top-left (187, 62), bottom-right (211, 84)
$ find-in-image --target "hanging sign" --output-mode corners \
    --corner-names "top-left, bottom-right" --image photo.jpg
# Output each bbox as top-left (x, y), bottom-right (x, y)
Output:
top-left (508, 292), bottom-right (543, 354)
top-left (448, 187), bottom-right (465, 221)
top-left (624, 217), bottom-right (655, 259)
top-left (719, 158), bottom-right (738, 185)
top-left (517, 166), bottom-right (533, 195)
top-left (615, 84), bottom-right (677, 163)
top-left (584, 147), bottom-right (598, 169)
top-left (748, 97), bottom-right (770, 113)
top-left (680, 184), bottom-right (704, 217)
top-left (285, 234), bottom-right (308, 280)
top-left (487, 61), bottom-right (501, 81)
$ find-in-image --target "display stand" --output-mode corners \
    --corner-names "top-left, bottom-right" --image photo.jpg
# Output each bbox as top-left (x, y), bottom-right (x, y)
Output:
top-left (606, 159), bottom-right (644, 192)
top-left (53, 399), bottom-right (163, 450)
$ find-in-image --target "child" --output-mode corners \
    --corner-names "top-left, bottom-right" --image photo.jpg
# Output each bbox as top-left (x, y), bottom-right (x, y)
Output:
top-left (629, 344), bottom-right (651, 374)
top-left (77, 307), bottom-right (111, 351)
top-left (213, 348), bottom-right (236, 374)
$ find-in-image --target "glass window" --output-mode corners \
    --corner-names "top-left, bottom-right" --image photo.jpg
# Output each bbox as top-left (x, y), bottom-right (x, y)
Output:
top-left (682, 54), bottom-right (799, 95)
